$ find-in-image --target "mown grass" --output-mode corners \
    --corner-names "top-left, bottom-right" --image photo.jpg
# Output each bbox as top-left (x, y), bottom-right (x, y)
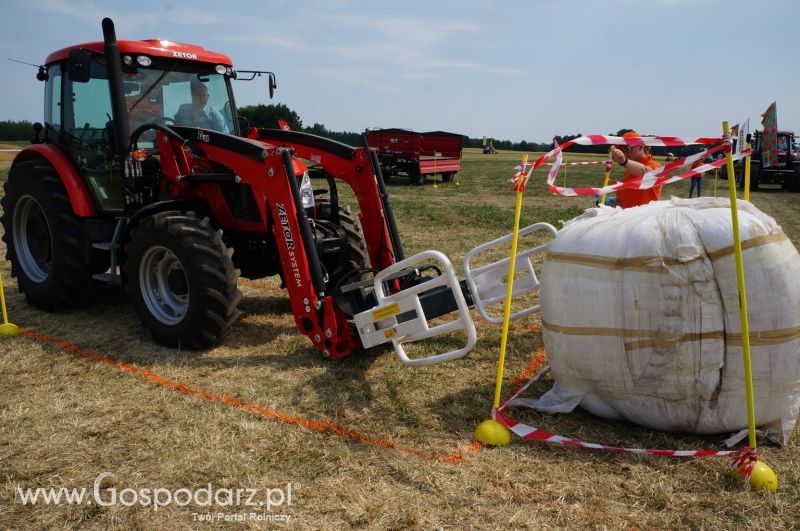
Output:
top-left (0, 142), bottom-right (21, 182)
top-left (0, 145), bottom-right (798, 529)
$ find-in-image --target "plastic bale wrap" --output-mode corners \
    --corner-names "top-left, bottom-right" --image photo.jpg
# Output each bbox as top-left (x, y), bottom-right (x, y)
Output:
top-left (534, 197), bottom-right (800, 445)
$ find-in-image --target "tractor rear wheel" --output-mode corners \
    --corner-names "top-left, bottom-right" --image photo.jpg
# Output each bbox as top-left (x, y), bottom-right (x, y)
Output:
top-left (314, 200), bottom-right (369, 290)
top-left (124, 211), bottom-right (241, 349)
top-left (1, 160), bottom-right (100, 310)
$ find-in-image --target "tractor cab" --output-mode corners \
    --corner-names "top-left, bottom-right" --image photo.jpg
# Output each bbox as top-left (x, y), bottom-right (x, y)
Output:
top-left (41, 39), bottom-right (253, 213)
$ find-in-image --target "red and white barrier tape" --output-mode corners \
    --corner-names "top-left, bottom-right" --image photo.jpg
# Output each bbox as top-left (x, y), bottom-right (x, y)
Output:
top-left (512, 134), bottom-right (748, 195)
top-left (494, 364), bottom-right (754, 477)
top-left (544, 160), bottom-right (609, 166)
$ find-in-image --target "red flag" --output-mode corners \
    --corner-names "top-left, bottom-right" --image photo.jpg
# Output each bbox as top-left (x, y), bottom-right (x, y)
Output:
top-left (277, 119), bottom-right (291, 131)
top-left (761, 102), bottom-right (778, 168)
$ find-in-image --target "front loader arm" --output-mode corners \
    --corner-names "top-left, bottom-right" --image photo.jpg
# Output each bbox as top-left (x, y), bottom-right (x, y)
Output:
top-left (248, 128), bottom-right (403, 271)
top-left (156, 129), bottom-right (359, 358)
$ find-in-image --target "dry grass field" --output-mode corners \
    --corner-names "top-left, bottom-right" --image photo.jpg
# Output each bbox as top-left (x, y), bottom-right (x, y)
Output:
top-left (1, 145), bottom-right (799, 529)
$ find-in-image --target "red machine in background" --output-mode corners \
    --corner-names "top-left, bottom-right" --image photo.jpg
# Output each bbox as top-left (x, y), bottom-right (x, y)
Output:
top-left (366, 129), bottom-right (463, 185)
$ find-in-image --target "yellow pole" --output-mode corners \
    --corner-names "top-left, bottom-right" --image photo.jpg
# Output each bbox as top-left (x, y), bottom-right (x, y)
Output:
top-left (600, 148), bottom-right (613, 205)
top-left (723, 122), bottom-right (757, 450)
top-left (743, 143), bottom-right (752, 201)
top-left (433, 151), bottom-right (438, 189)
top-left (714, 169), bottom-right (718, 197)
top-left (0, 272), bottom-right (9, 324)
top-left (0, 271), bottom-right (19, 336)
top-left (492, 154), bottom-right (528, 410)
top-left (723, 123), bottom-right (778, 492)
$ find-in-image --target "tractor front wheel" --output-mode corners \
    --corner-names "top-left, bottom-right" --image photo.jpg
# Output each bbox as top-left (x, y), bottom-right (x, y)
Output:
top-left (124, 211), bottom-right (241, 349)
top-left (314, 200), bottom-right (369, 291)
top-left (1, 160), bottom-right (99, 309)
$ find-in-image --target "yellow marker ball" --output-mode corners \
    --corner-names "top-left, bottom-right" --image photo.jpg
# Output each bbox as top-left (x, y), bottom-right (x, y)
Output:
top-left (731, 459), bottom-right (778, 493)
top-left (748, 461), bottom-right (778, 493)
top-left (474, 419), bottom-right (511, 446)
top-left (0, 323), bottom-right (19, 336)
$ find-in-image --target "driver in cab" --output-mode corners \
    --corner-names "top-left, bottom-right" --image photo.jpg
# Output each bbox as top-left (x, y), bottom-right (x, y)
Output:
top-left (174, 80), bottom-right (228, 133)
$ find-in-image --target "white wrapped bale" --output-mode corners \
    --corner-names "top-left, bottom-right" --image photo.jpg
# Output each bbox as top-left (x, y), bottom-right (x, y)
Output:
top-left (535, 197), bottom-right (800, 445)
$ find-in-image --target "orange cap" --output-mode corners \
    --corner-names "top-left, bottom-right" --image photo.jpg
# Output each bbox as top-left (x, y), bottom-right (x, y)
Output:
top-left (622, 131), bottom-right (641, 138)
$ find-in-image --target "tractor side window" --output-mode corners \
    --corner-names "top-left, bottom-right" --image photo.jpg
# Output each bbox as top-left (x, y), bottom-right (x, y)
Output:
top-left (71, 77), bottom-right (114, 133)
top-left (62, 57), bottom-right (124, 213)
top-left (44, 63), bottom-right (62, 136)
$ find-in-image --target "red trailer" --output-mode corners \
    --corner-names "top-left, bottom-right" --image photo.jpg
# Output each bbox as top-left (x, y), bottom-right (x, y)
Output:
top-left (366, 128), bottom-right (463, 185)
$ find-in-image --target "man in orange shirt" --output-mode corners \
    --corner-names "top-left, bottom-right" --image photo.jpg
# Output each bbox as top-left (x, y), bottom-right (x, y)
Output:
top-left (609, 131), bottom-right (662, 208)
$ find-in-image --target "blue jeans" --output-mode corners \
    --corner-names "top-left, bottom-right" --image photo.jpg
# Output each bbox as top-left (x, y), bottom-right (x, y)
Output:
top-left (689, 177), bottom-right (702, 198)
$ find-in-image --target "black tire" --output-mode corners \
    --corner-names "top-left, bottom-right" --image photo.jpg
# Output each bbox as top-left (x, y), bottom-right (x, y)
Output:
top-left (748, 164), bottom-right (760, 191)
top-left (409, 168), bottom-right (425, 185)
top-left (379, 166), bottom-right (392, 183)
top-left (736, 163), bottom-right (760, 191)
top-left (1, 160), bottom-right (100, 310)
top-left (314, 200), bottom-right (369, 290)
top-left (441, 171), bottom-right (455, 183)
top-left (124, 211), bottom-right (241, 349)
top-left (791, 167), bottom-right (800, 192)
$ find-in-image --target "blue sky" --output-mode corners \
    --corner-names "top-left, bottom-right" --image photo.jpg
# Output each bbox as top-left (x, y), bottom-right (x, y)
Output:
top-left (1, 0), bottom-right (798, 143)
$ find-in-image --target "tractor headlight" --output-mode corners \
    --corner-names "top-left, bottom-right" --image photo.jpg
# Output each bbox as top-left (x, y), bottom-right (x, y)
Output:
top-left (300, 171), bottom-right (315, 209)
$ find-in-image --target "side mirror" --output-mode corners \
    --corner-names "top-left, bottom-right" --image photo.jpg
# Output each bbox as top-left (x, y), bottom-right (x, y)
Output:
top-left (32, 122), bottom-right (44, 144)
top-left (68, 49), bottom-right (92, 83)
top-left (269, 73), bottom-right (276, 99)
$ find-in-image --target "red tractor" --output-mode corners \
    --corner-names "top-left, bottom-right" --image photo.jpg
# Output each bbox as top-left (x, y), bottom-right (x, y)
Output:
top-left (2, 19), bottom-right (553, 365)
top-left (1, 18), bottom-right (405, 358)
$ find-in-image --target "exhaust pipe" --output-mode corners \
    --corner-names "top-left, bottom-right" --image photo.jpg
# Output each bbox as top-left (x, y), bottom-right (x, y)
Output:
top-left (102, 18), bottom-right (131, 160)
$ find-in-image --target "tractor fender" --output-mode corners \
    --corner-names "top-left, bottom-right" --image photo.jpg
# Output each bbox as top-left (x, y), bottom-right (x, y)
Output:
top-left (121, 199), bottom-right (212, 252)
top-left (12, 144), bottom-right (98, 217)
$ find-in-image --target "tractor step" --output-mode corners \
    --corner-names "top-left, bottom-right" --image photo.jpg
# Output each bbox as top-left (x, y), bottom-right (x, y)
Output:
top-left (90, 217), bottom-right (126, 283)
top-left (92, 272), bottom-right (122, 284)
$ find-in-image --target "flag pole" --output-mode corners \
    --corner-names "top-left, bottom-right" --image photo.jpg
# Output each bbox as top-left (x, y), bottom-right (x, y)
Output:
top-left (743, 143), bottom-right (752, 201)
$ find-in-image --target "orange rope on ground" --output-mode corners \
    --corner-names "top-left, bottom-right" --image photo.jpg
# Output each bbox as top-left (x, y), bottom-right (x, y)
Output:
top-left (506, 347), bottom-right (548, 401)
top-left (18, 328), bottom-right (480, 464)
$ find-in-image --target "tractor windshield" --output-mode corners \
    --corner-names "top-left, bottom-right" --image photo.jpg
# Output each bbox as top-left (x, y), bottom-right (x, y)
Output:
top-left (124, 61), bottom-right (235, 138)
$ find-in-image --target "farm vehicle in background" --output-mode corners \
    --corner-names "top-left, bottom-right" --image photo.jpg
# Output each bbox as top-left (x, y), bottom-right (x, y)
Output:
top-left (2, 18), bottom-right (551, 365)
top-left (722, 130), bottom-right (800, 191)
top-left (366, 129), bottom-right (463, 185)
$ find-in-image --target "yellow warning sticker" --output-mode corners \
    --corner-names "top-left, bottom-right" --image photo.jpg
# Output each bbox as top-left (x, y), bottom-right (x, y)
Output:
top-left (384, 329), bottom-right (396, 338)
top-left (372, 304), bottom-right (400, 321)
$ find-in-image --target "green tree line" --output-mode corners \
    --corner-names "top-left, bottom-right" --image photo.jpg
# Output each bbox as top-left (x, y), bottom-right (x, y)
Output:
top-left (0, 120), bottom-right (34, 141)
